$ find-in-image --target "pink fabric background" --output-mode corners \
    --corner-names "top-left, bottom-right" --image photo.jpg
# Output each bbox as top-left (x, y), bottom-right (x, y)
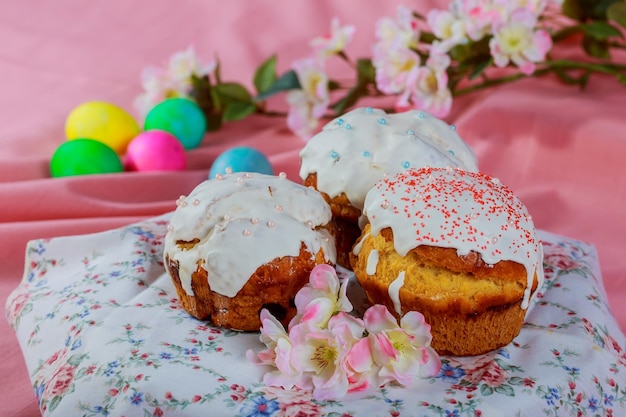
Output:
top-left (1, 1), bottom-right (624, 416)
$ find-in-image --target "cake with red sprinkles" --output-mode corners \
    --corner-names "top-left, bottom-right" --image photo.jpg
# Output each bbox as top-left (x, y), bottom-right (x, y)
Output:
top-left (350, 167), bottom-right (544, 356)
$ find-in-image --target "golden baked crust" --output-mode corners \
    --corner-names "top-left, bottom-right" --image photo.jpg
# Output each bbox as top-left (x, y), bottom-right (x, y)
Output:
top-left (166, 243), bottom-right (331, 331)
top-left (304, 173), bottom-right (361, 268)
top-left (351, 224), bottom-right (539, 356)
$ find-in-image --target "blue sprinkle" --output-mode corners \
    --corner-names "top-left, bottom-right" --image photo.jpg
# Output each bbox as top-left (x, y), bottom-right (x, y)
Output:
top-left (450, 124), bottom-right (456, 131)
top-left (365, 107), bottom-right (373, 113)
top-left (407, 130), bottom-right (415, 135)
top-left (448, 150), bottom-right (455, 156)
top-left (378, 118), bottom-right (387, 125)
top-left (330, 150), bottom-right (339, 159)
top-left (337, 118), bottom-right (344, 126)
top-left (363, 150), bottom-right (371, 157)
top-left (402, 161), bottom-right (410, 169)
top-left (344, 123), bottom-right (352, 130)
top-left (418, 112), bottom-right (425, 118)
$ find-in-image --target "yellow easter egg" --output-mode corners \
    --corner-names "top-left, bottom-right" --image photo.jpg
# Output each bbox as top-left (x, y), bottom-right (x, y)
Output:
top-left (65, 101), bottom-right (140, 154)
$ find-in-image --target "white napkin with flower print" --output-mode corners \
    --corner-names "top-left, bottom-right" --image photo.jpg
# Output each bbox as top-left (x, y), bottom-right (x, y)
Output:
top-left (6, 214), bottom-right (626, 417)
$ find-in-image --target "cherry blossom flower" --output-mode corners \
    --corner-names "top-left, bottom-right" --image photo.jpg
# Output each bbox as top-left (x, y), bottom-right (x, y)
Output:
top-left (372, 44), bottom-right (421, 95)
top-left (134, 46), bottom-right (215, 118)
top-left (166, 46), bottom-right (216, 89)
top-left (462, 1), bottom-right (503, 41)
top-left (310, 17), bottom-right (355, 59)
top-left (375, 5), bottom-right (420, 49)
top-left (250, 265), bottom-right (439, 400)
top-left (286, 58), bottom-right (330, 140)
top-left (397, 51), bottom-right (453, 118)
top-left (427, 8), bottom-right (468, 53)
top-left (372, 5), bottom-right (422, 96)
top-left (247, 309), bottom-right (299, 388)
top-left (489, 8), bottom-right (552, 75)
top-left (364, 305), bottom-right (441, 387)
top-left (287, 322), bottom-right (350, 399)
top-left (290, 263), bottom-right (352, 329)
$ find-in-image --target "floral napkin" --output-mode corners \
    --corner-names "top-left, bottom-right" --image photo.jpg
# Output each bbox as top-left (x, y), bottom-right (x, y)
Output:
top-left (6, 214), bottom-right (626, 417)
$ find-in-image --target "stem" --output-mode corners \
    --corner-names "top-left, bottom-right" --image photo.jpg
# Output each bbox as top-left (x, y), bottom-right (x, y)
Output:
top-left (453, 59), bottom-right (626, 97)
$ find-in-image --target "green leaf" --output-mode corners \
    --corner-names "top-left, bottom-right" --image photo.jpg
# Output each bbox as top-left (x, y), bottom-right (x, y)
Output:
top-left (214, 82), bottom-right (253, 103)
top-left (328, 80), bottom-right (342, 91)
top-left (356, 58), bottom-right (376, 84)
top-left (419, 31), bottom-right (437, 44)
top-left (480, 384), bottom-right (494, 396)
top-left (616, 73), bottom-right (626, 85)
top-left (593, 0), bottom-right (623, 19)
top-left (507, 377), bottom-right (525, 386)
top-left (331, 58), bottom-right (376, 114)
top-left (255, 69), bottom-right (301, 101)
top-left (332, 84), bottom-right (367, 114)
top-left (189, 75), bottom-right (214, 114)
top-left (608, 1), bottom-right (626, 28)
top-left (582, 34), bottom-right (611, 59)
top-left (583, 21), bottom-right (624, 40)
top-left (494, 384), bottom-right (516, 397)
top-left (253, 55), bottom-right (278, 95)
top-left (67, 353), bottom-right (84, 366)
top-left (205, 113), bottom-right (223, 132)
top-left (553, 67), bottom-right (581, 85)
top-left (562, 0), bottom-right (584, 20)
top-left (469, 58), bottom-right (493, 80)
top-left (214, 57), bottom-right (222, 84)
top-left (222, 101), bottom-right (256, 122)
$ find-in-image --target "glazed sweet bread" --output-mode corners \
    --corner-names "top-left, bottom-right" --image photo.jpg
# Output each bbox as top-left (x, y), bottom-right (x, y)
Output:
top-left (300, 107), bottom-right (478, 268)
top-left (351, 167), bottom-right (544, 356)
top-left (163, 172), bottom-right (336, 331)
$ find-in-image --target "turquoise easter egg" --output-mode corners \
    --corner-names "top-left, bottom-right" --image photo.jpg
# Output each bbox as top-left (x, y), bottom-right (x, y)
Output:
top-left (50, 138), bottom-right (124, 177)
top-left (209, 147), bottom-right (273, 179)
top-left (144, 98), bottom-right (207, 150)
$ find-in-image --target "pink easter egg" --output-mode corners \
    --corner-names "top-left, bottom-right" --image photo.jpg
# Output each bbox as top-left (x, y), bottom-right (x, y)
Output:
top-left (125, 130), bottom-right (186, 172)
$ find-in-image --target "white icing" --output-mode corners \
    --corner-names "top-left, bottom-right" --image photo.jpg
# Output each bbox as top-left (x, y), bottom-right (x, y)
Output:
top-left (164, 173), bottom-right (336, 298)
top-left (366, 249), bottom-right (379, 275)
top-left (388, 271), bottom-right (406, 316)
top-left (352, 232), bottom-right (369, 256)
top-left (299, 107), bottom-right (478, 212)
top-left (362, 167), bottom-right (544, 310)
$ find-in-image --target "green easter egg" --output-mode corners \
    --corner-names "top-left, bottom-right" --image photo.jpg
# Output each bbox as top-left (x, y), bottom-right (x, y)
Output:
top-left (144, 98), bottom-right (207, 149)
top-left (50, 138), bottom-right (124, 177)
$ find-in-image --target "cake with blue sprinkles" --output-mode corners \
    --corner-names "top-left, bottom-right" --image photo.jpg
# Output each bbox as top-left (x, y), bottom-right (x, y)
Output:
top-left (299, 107), bottom-right (478, 268)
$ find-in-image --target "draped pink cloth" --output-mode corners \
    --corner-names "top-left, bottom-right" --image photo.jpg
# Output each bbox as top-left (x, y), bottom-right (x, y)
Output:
top-left (2, 1), bottom-right (625, 416)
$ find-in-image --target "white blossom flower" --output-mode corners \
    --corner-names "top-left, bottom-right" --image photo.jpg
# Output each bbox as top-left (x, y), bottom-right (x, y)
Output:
top-left (310, 17), bottom-right (355, 58)
top-left (489, 8), bottom-right (552, 75)
top-left (375, 4), bottom-right (420, 49)
top-left (398, 51), bottom-right (453, 118)
top-left (286, 57), bottom-right (330, 139)
top-left (372, 43), bottom-right (421, 95)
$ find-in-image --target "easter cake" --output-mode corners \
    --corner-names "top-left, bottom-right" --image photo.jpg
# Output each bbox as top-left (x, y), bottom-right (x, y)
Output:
top-left (350, 167), bottom-right (544, 356)
top-left (299, 107), bottom-right (478, 268)
top-left (163, 172), bottom-right (336, 331)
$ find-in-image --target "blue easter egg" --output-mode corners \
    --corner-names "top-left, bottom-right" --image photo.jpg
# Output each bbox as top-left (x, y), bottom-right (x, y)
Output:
top-left (144, 98), bottom-right (207, 150)
top-left (209, 147), bottom-right (273, 179)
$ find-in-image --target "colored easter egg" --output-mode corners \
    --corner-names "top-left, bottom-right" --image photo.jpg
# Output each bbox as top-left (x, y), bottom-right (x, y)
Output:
top-left (209, 146), bottom-right (273, 179)
top-left (65, 101), bottom-right (140, 154)
top-left (124, 130), bottom-right (186, 172)
top-left (50, 138), bottom-right (123, 177)
top-left (143, 98), bottom-right (207, 150)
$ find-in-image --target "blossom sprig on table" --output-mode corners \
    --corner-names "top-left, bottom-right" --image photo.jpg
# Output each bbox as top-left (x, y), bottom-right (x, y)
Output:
top-left (135, 0), bottom-right (626, 139)
top-left (246, 264), bottom-right (441, 401)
